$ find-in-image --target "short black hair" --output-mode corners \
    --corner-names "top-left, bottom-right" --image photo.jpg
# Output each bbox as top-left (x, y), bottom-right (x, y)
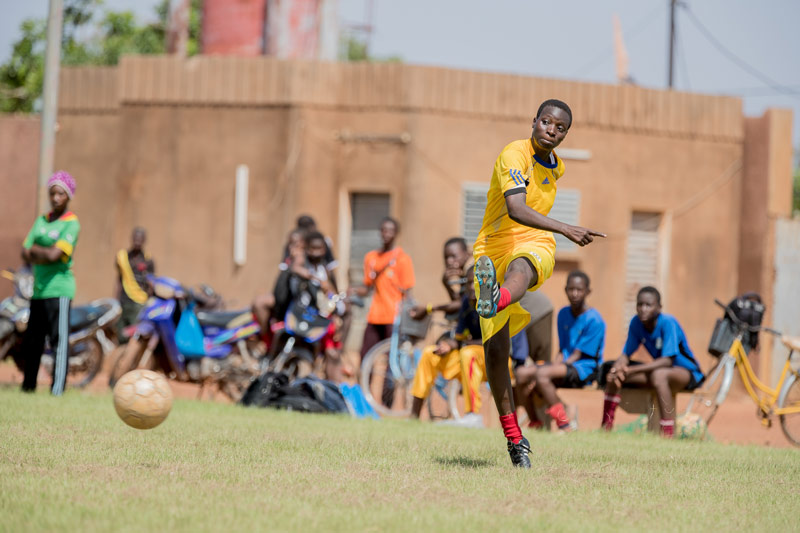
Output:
top-left (537, 99), bottom-right (572, 128)
top-left (566, 270), bottom-right (590, 288)
top-left (381, 216), bottom-right (400, 232)
top-left (638, 286), bottom-right (661, 305)
top-left (444, 237), bottom-right (468, 251)
top-left (304, 230), bottom-right (326, 246)
top-left (296, 215), bottom-right (316, 231)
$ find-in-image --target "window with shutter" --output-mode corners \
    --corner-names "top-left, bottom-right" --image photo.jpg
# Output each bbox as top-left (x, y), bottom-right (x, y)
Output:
top-left (462, 185), bottom-right (581, 256)
top-left (623, 212), bottom-right (662, 333)
top-left (549, 189), bottom-right (581, 253)
top-left (349, 193), bottom-right (391, 285)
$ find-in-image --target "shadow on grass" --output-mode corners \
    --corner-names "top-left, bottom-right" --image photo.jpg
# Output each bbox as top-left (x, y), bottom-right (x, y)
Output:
top-left (433, 455), bottom-right (493, 469)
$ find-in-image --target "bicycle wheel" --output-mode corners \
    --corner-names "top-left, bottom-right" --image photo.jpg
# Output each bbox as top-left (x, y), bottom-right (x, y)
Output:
top-left (68, 337), bottom-right (104, 389)
top-left (428, 377), bottom-right (460, 421)
top-left (778, 376), bottom-right (800, 447)
top-left (683, 354), bottom-right (735, 425)
top-left (360, 338), bottom-right (414, 417)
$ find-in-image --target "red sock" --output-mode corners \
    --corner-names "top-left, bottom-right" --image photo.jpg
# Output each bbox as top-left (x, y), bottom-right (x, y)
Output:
top-left (602, 394), bottom-right (621, 430)
top-left (660, 419), bottom-right (675, 438)
top-left (500, 412), bottom-right (523, 444)
top-left (546, 402), bottom-right (570, 430)
top-left (497, 288), bottom-right (512, 312)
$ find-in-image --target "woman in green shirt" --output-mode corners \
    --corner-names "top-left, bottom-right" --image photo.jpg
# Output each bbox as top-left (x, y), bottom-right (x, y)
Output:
top-left (20, 171), bottom-right (80, 396)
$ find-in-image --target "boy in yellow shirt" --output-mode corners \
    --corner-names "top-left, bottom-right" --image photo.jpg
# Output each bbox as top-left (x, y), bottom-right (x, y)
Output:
top-left (474, 99), bottom-right (605, 467)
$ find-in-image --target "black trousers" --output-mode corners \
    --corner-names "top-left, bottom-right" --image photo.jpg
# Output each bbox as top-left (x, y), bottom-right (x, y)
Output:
top-left (21, 297), bottom-right (71, 395)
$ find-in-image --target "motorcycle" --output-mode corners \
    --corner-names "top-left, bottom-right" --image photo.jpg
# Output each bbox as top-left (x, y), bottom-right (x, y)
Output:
top-left (266, 281), bottom-right (356, 380)
top-left (0, 268), bottom-right (121, 388)
top-left (109, 275), bottom-right (262, 401)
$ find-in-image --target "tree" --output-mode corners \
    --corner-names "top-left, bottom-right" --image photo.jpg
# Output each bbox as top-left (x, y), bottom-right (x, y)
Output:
top-left (0, 0), bottom-right (201, 113)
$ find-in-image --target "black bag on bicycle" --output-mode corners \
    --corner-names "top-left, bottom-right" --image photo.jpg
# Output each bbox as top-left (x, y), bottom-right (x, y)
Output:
top-left (708, 294), bottom-right (765, 357)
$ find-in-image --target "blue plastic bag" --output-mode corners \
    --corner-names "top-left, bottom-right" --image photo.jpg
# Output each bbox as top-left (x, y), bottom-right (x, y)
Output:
top-left (338, 383), bottom-right (379, 419)
top-left (175, 302), bottom-right (206, 357)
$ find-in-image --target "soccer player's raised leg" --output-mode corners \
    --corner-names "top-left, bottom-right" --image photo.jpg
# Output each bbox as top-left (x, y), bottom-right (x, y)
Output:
top-left (479, 256), bottom-right (537, 468)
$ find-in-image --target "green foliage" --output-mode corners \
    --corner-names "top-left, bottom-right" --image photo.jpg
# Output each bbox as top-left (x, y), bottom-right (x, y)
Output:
top-left (0, 20), bottom-right (46, 112)
top-left (340, 35), bottom-right (402, 63)
top-left (1, 387), bottom-right (799, 532)
top-left (0, 0), bottom-right (201, 112)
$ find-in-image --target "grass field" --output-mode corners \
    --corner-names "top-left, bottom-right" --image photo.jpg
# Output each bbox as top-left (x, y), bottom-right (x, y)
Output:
top-left (1, 386), bottom-right (799, 532)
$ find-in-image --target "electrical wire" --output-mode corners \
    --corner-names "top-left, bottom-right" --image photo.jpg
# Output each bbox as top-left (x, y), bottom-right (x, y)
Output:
top-left (683, 6), bottom-right (800, 100)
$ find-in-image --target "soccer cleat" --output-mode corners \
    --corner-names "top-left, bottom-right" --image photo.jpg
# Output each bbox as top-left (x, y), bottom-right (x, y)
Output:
top-left (507, 436), bottom-right (532, 468)
top-left (475, 256), bottom-right (500, 318)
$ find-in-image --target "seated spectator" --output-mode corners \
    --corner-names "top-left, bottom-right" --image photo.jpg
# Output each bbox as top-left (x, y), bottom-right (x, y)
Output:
top-left (282, 215), bottom-right (338, 276)
top-left (516, 270), bottom-right (605, 431)
top-left (410, 281), bottom-right (515, 428)
top-left (410, 237), bottom-right (473, 321)
top-left (599, 286), bottom-right (705, 437)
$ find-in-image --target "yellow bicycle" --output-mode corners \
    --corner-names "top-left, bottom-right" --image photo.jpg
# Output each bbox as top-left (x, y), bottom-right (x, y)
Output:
top-left (684, 299), bottom-right (800, 446)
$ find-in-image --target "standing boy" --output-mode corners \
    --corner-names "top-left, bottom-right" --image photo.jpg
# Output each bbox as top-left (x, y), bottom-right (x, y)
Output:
top-left (473, 99), bottom-right (605, 467)
top-left (600, 286), bottom-right (704, 437)
top-left (517, 270), bottom-right (605, 431)
top-left (115, 227), bottom-right (154, 341)
top-left (20, 171), bottom-right (80, 396)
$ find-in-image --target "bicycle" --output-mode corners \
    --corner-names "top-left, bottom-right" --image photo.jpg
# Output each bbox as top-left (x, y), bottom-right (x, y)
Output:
top-left (683, 299), bottom-right (800, 446)
top-left (359, 302), bottom-right (460, 419)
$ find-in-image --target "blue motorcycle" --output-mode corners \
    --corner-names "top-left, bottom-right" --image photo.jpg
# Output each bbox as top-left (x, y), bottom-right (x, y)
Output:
top-left (109, 276), bottom-right (261, 401)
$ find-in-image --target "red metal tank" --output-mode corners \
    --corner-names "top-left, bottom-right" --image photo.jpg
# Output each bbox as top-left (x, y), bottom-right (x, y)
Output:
top-left (202, 0), bottom-right (266, 55)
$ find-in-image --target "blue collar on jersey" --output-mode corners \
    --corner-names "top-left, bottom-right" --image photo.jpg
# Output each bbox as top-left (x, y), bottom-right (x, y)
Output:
top-left (533, 153), bottom-right (558, 169)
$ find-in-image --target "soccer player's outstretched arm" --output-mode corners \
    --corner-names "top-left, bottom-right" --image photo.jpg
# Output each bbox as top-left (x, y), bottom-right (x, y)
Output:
top-left (505, 194), bottom-right (606, 247)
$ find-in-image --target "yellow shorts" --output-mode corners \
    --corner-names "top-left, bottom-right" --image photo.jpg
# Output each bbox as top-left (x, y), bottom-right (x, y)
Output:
top-left (474, 242), bottom-right (555, 341)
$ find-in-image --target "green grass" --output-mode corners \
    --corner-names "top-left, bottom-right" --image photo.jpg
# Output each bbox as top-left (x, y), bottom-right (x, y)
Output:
top-left (1, 385), bottom-right (799, 533)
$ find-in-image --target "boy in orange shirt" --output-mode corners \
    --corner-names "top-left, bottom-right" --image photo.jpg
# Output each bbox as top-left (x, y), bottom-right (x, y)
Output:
top-left (350, 217), bottom-right (415, 406)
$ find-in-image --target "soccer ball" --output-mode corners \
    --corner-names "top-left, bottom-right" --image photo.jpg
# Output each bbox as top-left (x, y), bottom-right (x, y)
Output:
top-left (113, 369), bottom-right (173, 429)
top-left (676, 412), bottom-right (708, 440)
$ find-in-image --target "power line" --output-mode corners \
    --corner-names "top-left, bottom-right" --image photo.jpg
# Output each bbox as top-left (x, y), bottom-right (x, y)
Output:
top-left (683, 6), bottom-right (800, 101)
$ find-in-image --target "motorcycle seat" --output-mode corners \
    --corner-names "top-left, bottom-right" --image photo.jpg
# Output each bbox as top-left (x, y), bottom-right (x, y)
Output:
top-left (70, 305), bottom-right (103, 332)
top-left (196, 309), bottom-right (252, 329)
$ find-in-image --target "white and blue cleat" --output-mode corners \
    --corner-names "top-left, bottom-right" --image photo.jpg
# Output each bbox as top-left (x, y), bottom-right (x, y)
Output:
top-left (475, 256), bottom-right (500, 319)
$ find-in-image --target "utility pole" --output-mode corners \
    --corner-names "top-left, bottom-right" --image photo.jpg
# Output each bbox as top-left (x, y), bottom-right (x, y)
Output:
top-left (668, 0), bottom-right (677, 89)
top-left (37, 0), bottom-right (64, 214)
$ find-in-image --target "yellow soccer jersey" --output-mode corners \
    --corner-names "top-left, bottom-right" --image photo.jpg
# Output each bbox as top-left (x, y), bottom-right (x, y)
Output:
top-left (473, 138), bottom-right (565, 257)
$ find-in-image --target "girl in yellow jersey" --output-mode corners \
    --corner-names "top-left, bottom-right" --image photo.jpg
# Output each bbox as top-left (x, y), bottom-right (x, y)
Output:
top-left (473, 99), bottom-right (606, 468)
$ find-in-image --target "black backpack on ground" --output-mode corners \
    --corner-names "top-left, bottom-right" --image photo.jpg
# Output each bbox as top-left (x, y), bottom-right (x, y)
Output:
top-left (240, 372), bottom-right (347, 414)
top-left (240, 371), bottom-right (290, 407)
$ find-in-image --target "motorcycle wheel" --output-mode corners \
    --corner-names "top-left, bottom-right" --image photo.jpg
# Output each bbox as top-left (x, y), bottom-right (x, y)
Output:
top-left (109, 337), bottom-right (146, 387)
top-left (70, 337), bottom-right (104, 389)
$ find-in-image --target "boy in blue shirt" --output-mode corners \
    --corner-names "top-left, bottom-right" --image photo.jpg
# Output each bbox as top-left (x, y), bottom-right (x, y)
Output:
top-left (600, 286), bottom-right (704, 437)
top-left (516, 270), bottom-right (605, 430)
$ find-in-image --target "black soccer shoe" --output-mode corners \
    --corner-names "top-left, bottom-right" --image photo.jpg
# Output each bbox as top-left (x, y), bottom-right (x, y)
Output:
top-left (475, 256), bottom-right (500, 318)
top-left (507, 437), bottom-right (532, 468)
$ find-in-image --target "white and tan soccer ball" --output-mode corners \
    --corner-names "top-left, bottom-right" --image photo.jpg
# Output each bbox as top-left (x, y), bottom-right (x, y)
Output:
top-left (113, 369), bottom-right (173, 429)
top-left (676, 412), bottom-right (708, 440)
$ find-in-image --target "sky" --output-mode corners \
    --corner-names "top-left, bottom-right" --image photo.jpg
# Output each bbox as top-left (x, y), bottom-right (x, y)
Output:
top-left (2, 0), bottom-right (799, 148)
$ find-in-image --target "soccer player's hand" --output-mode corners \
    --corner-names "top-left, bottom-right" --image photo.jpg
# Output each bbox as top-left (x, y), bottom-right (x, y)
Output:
top-left (561, 224), bottom-right (606, 247)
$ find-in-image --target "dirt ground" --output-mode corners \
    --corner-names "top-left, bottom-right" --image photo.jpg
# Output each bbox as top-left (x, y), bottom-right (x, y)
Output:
top-left (1, 354), bottom-right (793, 450)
